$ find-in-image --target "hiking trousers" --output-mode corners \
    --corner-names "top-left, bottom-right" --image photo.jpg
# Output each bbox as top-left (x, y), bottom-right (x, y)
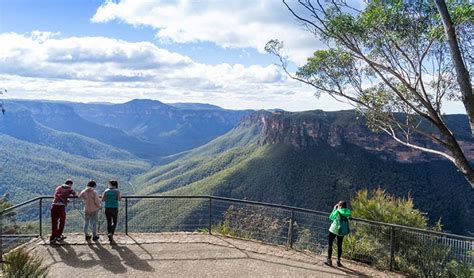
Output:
top-left (105, 208), bottom-right (118, 235)
top-left (328, 232), bottom-right (344, 260)
top-left (50, 205), bottom-right (66, 240)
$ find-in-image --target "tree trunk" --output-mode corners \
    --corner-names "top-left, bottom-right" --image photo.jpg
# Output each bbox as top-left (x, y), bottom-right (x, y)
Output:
top-left (435, 0), bottom-right (474, 137)
top-left (430, 114), bottom-right (474, 188)
top-left (447, 137), bottom-right (474, 189)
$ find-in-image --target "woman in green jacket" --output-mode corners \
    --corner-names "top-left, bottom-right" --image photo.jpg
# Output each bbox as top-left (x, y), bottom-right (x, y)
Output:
top-left (325, 201), bottom-right (351, 267)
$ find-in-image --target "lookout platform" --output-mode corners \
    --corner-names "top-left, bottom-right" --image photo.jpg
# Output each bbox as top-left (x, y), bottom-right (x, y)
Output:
top-left (19, 232), bottom-right (402, 277)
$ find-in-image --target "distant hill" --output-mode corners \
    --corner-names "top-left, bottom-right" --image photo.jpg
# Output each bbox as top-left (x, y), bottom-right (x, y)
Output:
top-left (15, 101), bottom-right (163, 160)
top-left (0, 99), bottom-right (250, 202)
top-left (168, 102), bottom-right (223, 110)
top-left (6, 99), bottom-right (252, 161)
top-left (69, 99), bottom-right (252, 157)
top-left (0, 134), bottom-right (150, 201)
top-left (132, 110), bottom-right (474, 235)
top-left (0, 103), bottom-right (135, 160)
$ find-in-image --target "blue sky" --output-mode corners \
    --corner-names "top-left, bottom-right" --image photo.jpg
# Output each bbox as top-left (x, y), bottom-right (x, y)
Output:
top-left (0, 0), bottom-right (467, 113)
top-left (1, 0), bottom-right (274, 66)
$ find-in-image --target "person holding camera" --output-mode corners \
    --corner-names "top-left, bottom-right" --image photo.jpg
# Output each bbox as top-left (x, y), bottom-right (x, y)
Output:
top-left (325, 200), bottom-right (351, 267)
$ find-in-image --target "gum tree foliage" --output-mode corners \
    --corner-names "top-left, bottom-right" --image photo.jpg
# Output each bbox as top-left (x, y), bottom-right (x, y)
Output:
top-left (0, 195), bottom-right (12, 213)
top-left (266, 0), bottom-right (474, 188)
top-left (0, 88), bottom-right (5, 114)
top-left (0, 195), bottom-right (23, 235)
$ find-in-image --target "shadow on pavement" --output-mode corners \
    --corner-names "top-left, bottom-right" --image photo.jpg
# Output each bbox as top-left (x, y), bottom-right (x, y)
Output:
top-left (46, 239), bottom-right (155, 275)
top-left (110, 243), bottom-right (155, 272)
top-left (88, 242), bottom-right (128, 274)
top-left (214, 235), bottom-right (354, 277)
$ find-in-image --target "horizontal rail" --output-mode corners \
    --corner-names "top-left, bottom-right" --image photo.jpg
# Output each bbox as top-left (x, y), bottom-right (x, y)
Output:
top-left (2, 195), bottom-right (473, 241)
top-left (207, 196), bottom-right (474, 241)
top-left (208, 195), bottom-right (330, 215)
top-left (0, 234), bottom-right (39, 238)
top-left (0, 197), bottom-right (42, 215)
top-left (352, 217), bottom-right (474, 241)
top-left (124, 195), bottom-right (209, 199)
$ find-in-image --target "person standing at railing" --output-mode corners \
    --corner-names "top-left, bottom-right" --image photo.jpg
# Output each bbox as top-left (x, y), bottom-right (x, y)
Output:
top-left (325, 201), bottom-right (351, 267)
top-left (79, 180), bottom-right (100, 242)
top-left (50, 179), bottom-right (77, 244)
top-left (102, 180), bottom-right (121, 242)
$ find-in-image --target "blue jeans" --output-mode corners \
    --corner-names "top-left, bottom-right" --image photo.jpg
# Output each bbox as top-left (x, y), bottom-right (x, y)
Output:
top-left (84, 210), bottom-right (98, 237)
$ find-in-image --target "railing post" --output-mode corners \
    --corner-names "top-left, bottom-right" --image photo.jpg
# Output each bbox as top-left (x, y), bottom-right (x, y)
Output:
top-left (0, 212), bottom-right (3, 263)
top-left (287, 210), bottom-right (294, 249)
top-left (125, 198), bottom-right (128, 235)
top-left (39, 198), bottom-right (43, 237)
top-left (389, 226), bottom-right (395, 271)
top-left (208, 197), bottom-right (212, 235)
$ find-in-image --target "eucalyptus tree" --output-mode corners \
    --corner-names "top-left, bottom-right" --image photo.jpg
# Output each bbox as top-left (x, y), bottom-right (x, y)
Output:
top-left (0, 88), bottom-right (6, 114)
top-left (266, 0), bottom-right (474, 188)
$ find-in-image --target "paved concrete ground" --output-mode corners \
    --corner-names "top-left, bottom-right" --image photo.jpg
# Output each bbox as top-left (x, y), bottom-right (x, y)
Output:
top-left (22, 233), bottom-right (404, 277)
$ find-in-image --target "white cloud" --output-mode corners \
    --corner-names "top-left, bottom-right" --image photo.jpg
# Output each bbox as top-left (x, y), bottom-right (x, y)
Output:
top-left (0, 32), bottom-right (192, 82)
top-left (91, 0), bottom-right (323, 65)
top-left (1, 72), bottom-right (356, 111)
top-left (0, 31), bottom-right (351, 111)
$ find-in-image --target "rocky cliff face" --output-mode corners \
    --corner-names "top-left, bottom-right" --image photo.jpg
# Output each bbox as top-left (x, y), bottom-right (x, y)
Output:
top-left (259, 111), bottom-right (343, 148)
top-left (242, 110), bottom-right (474, 162)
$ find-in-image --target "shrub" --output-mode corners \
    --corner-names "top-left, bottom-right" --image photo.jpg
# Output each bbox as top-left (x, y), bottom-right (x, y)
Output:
top-left (351, 188), bottom-right (428, 228)
top-left (347, 188), bottom-right (471, 278)
top-left (1, 248), bottom-right (48, 278)
top-left (213, 205), bottom-right (286, 244)
top-left (292, 226), bottom-right (322, 253)
top-left (343, 234), bottom-right (388, 268)
top-left (445, 260), bottom-right (473, 278)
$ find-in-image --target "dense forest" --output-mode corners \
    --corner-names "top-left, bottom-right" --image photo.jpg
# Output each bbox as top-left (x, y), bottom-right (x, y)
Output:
top-left (131, 112), bottom-right (474, 235)
top-left (1, 100), bottom-right (473, 235)
top-left (0, 134), bottom-right (150, 200)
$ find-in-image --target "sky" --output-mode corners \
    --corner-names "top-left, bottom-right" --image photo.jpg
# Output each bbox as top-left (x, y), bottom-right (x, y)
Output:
top-left (0, 0), bottom-right (467, 113)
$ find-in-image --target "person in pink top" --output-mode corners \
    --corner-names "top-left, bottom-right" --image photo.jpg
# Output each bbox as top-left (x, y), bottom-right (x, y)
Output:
top-left (50, 179), bottom-right (77, 244)
top-left (79, 180), bottom-right (100, 241)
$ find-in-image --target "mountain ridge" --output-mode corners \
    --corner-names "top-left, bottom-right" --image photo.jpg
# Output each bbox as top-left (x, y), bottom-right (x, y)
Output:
top-left (131, 110), bottom-right (474, 235)
top-left (6, 99), bottom-right (253, 161)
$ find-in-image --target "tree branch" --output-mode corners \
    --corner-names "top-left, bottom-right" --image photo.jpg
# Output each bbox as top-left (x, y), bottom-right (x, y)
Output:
top-left (379, 125), bottom-right (456, 163)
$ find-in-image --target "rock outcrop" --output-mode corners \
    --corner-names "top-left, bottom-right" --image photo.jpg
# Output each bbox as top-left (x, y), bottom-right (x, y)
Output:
top-left (240, 110), bottom-right (474, 162)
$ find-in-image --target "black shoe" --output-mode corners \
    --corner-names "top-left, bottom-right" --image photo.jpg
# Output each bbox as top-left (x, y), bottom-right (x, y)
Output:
top-left (108, 234), bottom-right (113, 242)
top-left (49, 238), bottom-right (58, 245)
top-left (57, 235), bottom-right (67, 241)
top-left (336, 260), bottom-right (342, 267)
top-left (85, 235), bottom-right (92, 241)
top-left (92, 236), bottom-right (99, 241)
top-left (324, 258), bottom-right (332, 266)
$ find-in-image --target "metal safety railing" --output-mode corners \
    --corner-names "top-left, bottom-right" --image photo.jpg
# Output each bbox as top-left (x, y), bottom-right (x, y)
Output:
top-left (1, 195), bottom-right (473, 275)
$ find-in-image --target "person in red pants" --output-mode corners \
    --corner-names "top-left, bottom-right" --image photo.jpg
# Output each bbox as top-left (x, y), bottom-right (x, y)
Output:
top-left (50, 179), bottom-right (77, 244)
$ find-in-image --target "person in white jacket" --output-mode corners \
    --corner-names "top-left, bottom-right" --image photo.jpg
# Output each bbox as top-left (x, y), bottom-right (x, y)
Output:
top-left (79, 180), bottom-right (100, 241)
